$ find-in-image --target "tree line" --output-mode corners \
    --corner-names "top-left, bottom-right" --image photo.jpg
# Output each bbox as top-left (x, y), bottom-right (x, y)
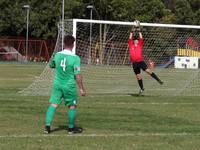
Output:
top-left (0, 0), bottom-right (199, 39)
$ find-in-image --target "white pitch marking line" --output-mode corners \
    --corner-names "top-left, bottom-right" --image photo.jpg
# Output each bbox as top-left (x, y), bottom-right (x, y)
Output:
top-left (87, 102), bottom-right (200, 105)
top-left (0, 133), bottom-right (200, 138)
top-left (11, 98), bottom-right (200, 105)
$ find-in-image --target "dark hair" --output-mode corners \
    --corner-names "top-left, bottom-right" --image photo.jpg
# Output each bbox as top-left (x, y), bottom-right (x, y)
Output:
top-left (64, 35), bottom-right (75, 47)
top-left (133, 35), bottom-right (139, 41)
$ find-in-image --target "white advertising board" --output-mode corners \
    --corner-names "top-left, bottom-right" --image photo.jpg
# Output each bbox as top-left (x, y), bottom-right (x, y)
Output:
top-left (175, 56), bottom-right (199, 69)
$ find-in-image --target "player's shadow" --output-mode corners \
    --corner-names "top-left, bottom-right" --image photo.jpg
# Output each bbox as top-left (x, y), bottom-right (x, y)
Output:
top-left (51, 125), bottom-right (67, 132)
top-left (127, 93), bottom-right (142, 97)
top-left (127, 93), bottom-right (151, 97)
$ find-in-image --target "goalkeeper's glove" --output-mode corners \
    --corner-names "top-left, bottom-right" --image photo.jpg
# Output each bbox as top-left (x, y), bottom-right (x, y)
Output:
top-left (138, 28), bottom-right (141, 32)
top-left (135, 27), bottom-right (141, 32)
top-left (131, 27), bottom-right (136, 33)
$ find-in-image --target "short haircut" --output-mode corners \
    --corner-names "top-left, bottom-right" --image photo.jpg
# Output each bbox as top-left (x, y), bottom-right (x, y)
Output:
top-left (64, 35), bottom-right (75, 47)
top-left (133, 35), bottom-right (139, 41)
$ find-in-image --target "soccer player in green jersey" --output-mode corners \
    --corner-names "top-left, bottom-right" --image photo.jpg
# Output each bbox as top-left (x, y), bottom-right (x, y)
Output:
top-left (44, 35), bottom-right (86, 134)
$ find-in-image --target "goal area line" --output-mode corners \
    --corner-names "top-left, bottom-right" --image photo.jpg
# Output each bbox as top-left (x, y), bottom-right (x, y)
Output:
top-left (0, 132), bottom-right (200, 138)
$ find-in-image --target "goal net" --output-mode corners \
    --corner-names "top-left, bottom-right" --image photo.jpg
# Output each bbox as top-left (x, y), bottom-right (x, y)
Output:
top-left (20, 19), bottom-right (200, 96)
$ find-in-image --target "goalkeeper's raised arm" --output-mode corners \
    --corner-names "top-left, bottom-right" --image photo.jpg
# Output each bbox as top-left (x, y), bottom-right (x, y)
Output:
top-left (129, 29), bottom-right (134, 39)
top-left (139, 31), bottom-right (143, 39)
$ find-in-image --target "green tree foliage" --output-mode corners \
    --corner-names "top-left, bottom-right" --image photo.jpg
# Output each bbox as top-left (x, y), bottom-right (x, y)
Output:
top-left (0, 0), bottom-right (25, 36)
top-left (174, 0), bottom-right (194, 24)
top-left (0, 0), bottom-right (199, 39)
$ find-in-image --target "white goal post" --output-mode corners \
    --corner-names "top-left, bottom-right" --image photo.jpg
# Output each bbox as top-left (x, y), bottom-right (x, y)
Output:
top-left (20, 19), bottom-right (200, 96)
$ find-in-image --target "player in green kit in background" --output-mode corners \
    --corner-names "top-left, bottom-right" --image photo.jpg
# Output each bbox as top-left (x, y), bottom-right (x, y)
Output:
top-left (44, 35), bottom-right (86, 134)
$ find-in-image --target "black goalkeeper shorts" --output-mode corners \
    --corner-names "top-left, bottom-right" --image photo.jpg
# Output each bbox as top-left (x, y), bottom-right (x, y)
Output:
top-left (132, 61), bottom-right (148, 75)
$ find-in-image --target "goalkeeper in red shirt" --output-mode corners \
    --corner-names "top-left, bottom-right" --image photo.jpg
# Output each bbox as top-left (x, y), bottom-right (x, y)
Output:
top-left (128, 21), bottom-right (163, 94)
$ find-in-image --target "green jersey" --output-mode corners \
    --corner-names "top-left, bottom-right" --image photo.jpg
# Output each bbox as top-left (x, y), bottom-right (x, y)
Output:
top-left (49, 49), bottom-right (80, 105)
top-left (49, 49), bottom-right (81, 86)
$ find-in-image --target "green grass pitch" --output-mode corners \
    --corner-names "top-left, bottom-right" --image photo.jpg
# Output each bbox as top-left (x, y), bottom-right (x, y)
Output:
top-left (0, 63), bottom-right (200, 150)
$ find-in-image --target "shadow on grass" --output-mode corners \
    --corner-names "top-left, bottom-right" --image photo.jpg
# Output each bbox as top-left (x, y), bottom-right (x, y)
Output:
top-left (87, 93), bottom-right (153, 97)
top-left (127, 93), bottom-right (152, 97)
top-left (51, 125), bottom-right (67, 133)
top-left (51, 125), bottom-right (85, 133)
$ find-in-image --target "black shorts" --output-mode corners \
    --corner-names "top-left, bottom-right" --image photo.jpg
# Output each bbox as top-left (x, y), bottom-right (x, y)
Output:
top-left (132, 61), bottom-right (148, 75)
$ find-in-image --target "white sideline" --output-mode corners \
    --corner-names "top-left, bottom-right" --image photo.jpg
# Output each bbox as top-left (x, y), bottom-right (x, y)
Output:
top-left (0, 133), bottom-right (200, 138)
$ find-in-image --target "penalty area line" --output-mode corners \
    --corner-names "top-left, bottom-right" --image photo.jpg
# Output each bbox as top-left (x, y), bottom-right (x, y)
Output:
top-left (0, 133), bottom-right (200, 138)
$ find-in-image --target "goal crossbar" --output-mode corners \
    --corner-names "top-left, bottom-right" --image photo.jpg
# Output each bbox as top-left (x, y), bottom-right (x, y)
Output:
top-left (73, 19), bottom-right (200, 29)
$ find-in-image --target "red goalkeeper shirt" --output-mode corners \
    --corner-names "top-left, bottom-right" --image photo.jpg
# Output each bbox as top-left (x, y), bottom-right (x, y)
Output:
top-left (128, 38), bottom-right (144, 63)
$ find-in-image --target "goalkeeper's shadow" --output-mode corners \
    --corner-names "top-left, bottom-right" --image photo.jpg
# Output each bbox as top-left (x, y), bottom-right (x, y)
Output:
top-left (127, 93), bottom-right (151, 97)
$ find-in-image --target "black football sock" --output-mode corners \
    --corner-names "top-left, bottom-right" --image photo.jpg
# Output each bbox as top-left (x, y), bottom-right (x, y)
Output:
top-left (138, 79), bottom-right (144, 90)
top-left (151, 72), bottom-right (162, 83)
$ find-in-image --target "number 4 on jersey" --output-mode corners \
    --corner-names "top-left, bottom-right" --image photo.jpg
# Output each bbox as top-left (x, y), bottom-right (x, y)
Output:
top-left (60, 58), bottom-right (67, 71)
